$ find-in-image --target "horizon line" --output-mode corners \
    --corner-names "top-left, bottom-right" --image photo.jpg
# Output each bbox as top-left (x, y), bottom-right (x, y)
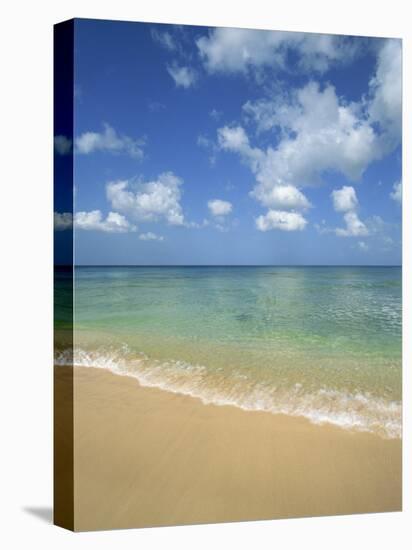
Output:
top-left (56, 264), bottom-right (402, 268)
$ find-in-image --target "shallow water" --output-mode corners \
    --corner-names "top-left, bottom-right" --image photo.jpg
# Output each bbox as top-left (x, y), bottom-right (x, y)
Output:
top-left (55, 266), bottom-right (402, 438)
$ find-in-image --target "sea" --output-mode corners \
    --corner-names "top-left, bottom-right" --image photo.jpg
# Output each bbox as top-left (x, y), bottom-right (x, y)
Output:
top-left (55, 266), bottom-right (402, 439)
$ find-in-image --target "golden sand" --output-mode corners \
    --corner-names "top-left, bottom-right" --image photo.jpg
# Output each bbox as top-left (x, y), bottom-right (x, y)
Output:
top-left (55, 366), bottom-right (401, 531)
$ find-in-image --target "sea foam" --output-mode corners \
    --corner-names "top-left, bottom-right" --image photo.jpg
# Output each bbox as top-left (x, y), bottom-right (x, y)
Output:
top-left (55, 346), bottom-right (402, 439)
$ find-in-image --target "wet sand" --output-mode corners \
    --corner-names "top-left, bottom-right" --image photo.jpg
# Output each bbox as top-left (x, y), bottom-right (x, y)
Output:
top-left (57, 366), bottom-right (401, 531)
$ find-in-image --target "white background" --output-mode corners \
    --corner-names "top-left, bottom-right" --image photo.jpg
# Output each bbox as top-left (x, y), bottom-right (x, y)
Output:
top-left (0, 0), bottom-right (410, 548)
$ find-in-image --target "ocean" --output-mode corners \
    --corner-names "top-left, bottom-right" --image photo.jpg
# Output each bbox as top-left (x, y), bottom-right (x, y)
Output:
top-left (55, 266), bottom-right (402, 438)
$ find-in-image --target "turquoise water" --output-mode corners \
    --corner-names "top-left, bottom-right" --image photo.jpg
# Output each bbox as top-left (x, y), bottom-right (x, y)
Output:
top-left (59, 266), bottom-right (402, 438)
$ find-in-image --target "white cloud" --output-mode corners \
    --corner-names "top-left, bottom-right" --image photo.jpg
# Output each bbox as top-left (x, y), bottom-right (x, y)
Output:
top-left (256, 210), bottom-right (307, 232)
top-left (55, 210), bottom-right (135, 233)
top-left (106, 172), bottom-right (185, 226)
top-left (74, 210), bottom-right (136, 233)
top-left (197, 28), bottom-right (360, 75)
top-left (139, 232), bottom-right (164, 241)
top-left (151, 28), bottom-right (177, 51)
top-left (75, 123), bottom-right (144, 159)
top-left (217, 123), bottom-right (314, 226)
top-left (331, 186), bottom-right (358, 212)
top-left (218, 124), bottom-right (313, 212)
top-left (390, 180), bottom-right (402, 204)
top-left (243, 93), bottom-right (300, 135)
top-left (252, 184), bottom-right (311, 210)
top-left (218, 83), bottom-right (381, 228)
top-left (166, 64), bottom-right (197, 88)
top-left (335, 211), bottom-right (369, 237)
top-left (208, 199), bottom-right (233, 217)
top-left (217, 125), bottom-right (263, 173)
top-left (331, 186), bottom-right (368, 237)
top-left (239, 82), bottom-right (380, 184)
top-left (317, 212), bottom-right (394, 242)
top-left (197, 28), bottom-right (281, 74)
top-left (217, 39), bottom-right (401, 232)
top-left (54, 135), bottom-right (72, 155)
top-left (218, 125), bottom-right (252, 154)
top-left (54, 212), bottom-right (73, 230)
top-left (369, 39), bottom-right (402, 149)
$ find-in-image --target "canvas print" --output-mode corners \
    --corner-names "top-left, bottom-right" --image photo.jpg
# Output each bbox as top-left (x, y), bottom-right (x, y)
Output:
top-left (54, 19), bottom-right (402, 531)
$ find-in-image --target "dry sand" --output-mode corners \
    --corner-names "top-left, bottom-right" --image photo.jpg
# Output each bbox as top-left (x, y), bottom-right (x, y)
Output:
top-left (56, 366), bottom-right (401, 531)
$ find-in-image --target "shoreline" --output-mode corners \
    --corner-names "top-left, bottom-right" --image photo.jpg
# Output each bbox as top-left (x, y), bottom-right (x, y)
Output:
top-left (57, 365), bottom-right (402, 531)
top-left (55, 344), bottom-right (402, 440)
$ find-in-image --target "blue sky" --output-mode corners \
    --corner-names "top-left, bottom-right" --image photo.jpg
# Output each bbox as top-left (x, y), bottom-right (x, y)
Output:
top-left (55, 19), bottom-right (402, 265)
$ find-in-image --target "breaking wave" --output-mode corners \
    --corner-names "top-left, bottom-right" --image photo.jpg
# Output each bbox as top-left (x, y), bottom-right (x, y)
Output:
top-left (55, 346), bottom-right (401, 439)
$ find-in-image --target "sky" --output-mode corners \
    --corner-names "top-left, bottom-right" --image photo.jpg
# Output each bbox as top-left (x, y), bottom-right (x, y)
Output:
top-left (54, 18), bottom-right (402, 265)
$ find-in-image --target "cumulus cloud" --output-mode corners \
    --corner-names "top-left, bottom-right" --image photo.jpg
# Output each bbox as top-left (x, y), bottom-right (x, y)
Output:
top-left (54, 135), bottom-right (72, 155)
top-left (167, 64), bottom-right (197, 88)
top-left (197, 28), bottom-right (360, 76)
top-left (242, 82), bottom-right (380, 182)
top-left (106, 172), bottom-right (185, 226)
top-left (208, 199), bottom-right (233, 216)
top-left (218, 124), bottom-right (312, 212)
top-left (335, 211), bottom-right (369, 237)
top-left (75, 210), bottom-right (136, 233)
top-left (75, 123), bottom-right (145, 159)
top-left (390, 180), bottom-right (402, 204)
top-left (252, 184), bottom-right (311, 210)
top-left (216, 37), bottom-right (401, 235)
top-left (357, 241), bottom-right (369, 251)
top-left (216, 38), bottom-right (400, 233)
top-left (256, 210), bottom-right (307, 232)
top-left (369, 39), bottom-right (402, 149)
top-left (217, 123), bottom-right (312, 229)
top-left (331, 186), bottom-right (368, 237)
top-left (331, 186), bottom-right (358, 212)
top-left (54, 211), bottom-right (136, 233)
top-left (139, 232), bottom-right (164, 241)
top-left (217, 125), bottom-right (263, 170)
top-left (218, 82), bottom-right (382, 222)
top-left (218, 125), bottom-right (251, 152)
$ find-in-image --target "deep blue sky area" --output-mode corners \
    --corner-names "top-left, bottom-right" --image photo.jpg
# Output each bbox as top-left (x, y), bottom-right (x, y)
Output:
top-left (54, 18), bottom-right (402, 265)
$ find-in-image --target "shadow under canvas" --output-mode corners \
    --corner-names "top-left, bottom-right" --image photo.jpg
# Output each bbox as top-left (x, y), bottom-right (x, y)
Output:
top-left (23, 507), bottom-right (53, 524)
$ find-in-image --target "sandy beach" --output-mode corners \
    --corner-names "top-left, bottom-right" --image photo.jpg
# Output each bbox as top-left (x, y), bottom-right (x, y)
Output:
top-left (55, 365), bottom-right (401, 531)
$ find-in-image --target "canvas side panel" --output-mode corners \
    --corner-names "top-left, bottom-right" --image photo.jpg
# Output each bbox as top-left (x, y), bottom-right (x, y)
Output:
top-left (53, 19), bottom-right (74, 532)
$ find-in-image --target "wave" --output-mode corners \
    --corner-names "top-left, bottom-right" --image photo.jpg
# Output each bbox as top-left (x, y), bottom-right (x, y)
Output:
top-left (55, 346), bottom-right (401, 439)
